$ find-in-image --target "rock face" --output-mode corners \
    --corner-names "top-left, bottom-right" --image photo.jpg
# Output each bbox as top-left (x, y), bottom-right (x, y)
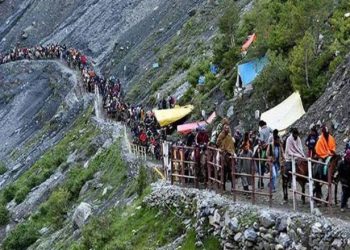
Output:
top-left (0, 60), bottom-right (87, 188)
top-left (295, 54), bottom-right (350, 151)
top-left (73, 202), bottom-right (92, 229)
top-left (145, 182), bottom-right (350, 250)
top-left (0, 0), bottom-right (204, 92)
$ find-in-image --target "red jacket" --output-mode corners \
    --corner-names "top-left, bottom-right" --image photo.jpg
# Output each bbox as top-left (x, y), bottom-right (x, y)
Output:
top-left (80, 55), bottom-right (87, 65)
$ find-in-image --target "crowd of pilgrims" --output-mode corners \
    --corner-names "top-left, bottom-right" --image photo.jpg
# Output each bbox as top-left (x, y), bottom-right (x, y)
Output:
top-left (0, 44), bottom-right (165, 159)
top-left (3, 44), bottom-right (350, 210)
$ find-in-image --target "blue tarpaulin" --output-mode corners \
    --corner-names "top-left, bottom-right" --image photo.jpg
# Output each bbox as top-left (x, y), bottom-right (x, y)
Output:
top-left (210, 64), bottom-right (218, 75)
top-left (198, 75), bottom-right (206, 85)
top-left (237, 57), bottom-right (268, 86)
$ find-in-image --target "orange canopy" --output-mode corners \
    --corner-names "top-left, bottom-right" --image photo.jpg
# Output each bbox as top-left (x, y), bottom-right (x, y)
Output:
top-left (315, 134), bottom-right (336, 159)
top-left (241, 33), bottom-right (256, 51)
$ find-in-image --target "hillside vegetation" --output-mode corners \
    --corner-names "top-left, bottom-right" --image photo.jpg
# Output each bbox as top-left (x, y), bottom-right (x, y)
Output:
top-left (0, 0), bottom-right (349, 249)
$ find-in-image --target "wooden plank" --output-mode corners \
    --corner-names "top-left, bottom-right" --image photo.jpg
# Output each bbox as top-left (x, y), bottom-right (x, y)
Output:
top-left (291, 190), bottom-right (329, 204)
top-left (172, 159), bottom-right (196, 164)
top-left (232, 156), bottom-right (270, 162)
top-left (207, 161), bottom-right (223, 168)
top-left (171, 174), bottom-right (197, 179)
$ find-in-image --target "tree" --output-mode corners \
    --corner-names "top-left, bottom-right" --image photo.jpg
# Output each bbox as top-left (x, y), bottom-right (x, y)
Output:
top-left (289, 31), bottom-right (316, 90)
top-left (254, 50), bottom-right (292, 106)
top-left (218, 1), bottom-right (239, 48)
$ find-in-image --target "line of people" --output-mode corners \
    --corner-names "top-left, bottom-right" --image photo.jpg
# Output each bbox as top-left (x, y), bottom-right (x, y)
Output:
top-left (0, 44), bottom-right (166, 160)
top-left (3, 44), bottom-right (350, 209)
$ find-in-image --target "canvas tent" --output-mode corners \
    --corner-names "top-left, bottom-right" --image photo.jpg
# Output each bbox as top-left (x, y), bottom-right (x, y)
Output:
top-left (260, 92), bottom-right (305, 134)
top-left (177, 112), bottom-right (217, 135)
top-left (236, 56), bottom-right (268, 88)
top-left (153, 105), bottom-right (194, 127)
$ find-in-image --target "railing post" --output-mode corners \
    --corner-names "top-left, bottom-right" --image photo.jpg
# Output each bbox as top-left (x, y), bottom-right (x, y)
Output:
top-left (170, 146), bottom-right (174, 185)
top-left (308, 158), bottom-right (314, 213)
top-left (207, 149), bottom-right (212, 189)
top-left (292, 156), bottom-right (297, 211)
top-left (220, 152), bottom-right (224, 193)
top-left (214, 151), bottom-right (219, 191)
top-left (195, 147), bottom-right (199, 189)
top-left (180, 147), bottom-right (185, 185)
top-left (252, 159), bottom-right (256, 205)
top-left (232, 156), bottom-right (236, 202)
top-left (328, 163), bottom-right (332, 211)
top-left (269, 161), bottom-right (272, 208)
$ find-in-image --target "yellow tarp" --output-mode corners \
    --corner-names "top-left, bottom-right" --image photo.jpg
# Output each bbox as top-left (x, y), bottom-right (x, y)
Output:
top-left (260, 92), bottom-right (305, 134)
top-left (153, 105), bottom-right (194, 127)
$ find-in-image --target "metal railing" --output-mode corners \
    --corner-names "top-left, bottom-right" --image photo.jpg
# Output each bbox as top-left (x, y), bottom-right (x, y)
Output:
top-left (130, 144), bottom-right (147, 161)
top-left (207, 146), bottom-right (225, 192)
top-left (290, 156), bottom-right (332, 213)
top-left (162, 142), bottom-right (338, 213)
top-left (231, 155), bottom-right (273, 207)
top-left (170, 145), bottom-right (199, 188)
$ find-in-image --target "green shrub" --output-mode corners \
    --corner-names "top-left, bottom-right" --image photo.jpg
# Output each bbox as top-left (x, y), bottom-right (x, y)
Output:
top-left (0, 162), bottom-right (7, 175)
top-left (2, 223), bottom-right (39, 250)
top-left (14, 186), bottom-right (31, 204)
top-left (220, 78), bottom-right (234, 98)
top-left (65, 166), bottom-right (92, 199)
top-left (179, 88), bottom-right (194, 105)
top-left (3, 185), bottom-right (16, 203)
top-left (136, 165), bottom-right (148, 197)
top-left (41, 188), bottom-right (70, 227)
top-left (172, 57), bottom-right (192, 72)
top-left (0, 205), bottom-right (9, 226)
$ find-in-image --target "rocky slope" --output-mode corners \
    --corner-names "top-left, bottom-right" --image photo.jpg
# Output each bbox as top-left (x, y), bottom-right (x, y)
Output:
top-left (1, 0), bottom-right (350, 249)
top-left (295, 54), bottom-right (350, 150)
top-left (0, 60), bottom-right (88, 187)
top-left (0, 0), bottom-right (205, 83)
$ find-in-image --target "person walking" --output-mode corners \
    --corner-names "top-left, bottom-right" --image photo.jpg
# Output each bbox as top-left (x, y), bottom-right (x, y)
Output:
top-left (238, 139), bottom-right (253, 192)
top-left (217, 124), bottom-right (235, 189)
top-left (266, 133), bottom-right (285, 192)
top-left (284, 128), bottom-right (305, 184)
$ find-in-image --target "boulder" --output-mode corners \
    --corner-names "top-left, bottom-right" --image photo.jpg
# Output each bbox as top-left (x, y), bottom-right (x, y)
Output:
top-left (277, 233), bottom-right (291, 248)
top-left (244, 228), bottom-right (258, 242)
top-left (21, 31), bottom-right (29, 40)
top-left (73, 202), bottom-right (92, 229)
top-left (226, 106), bottom-right (234, 118)
top-left (209, 209), bottom-right (221, 226)
top-left (234, 232), bottom-right (242, 242)
top-left (259, 212), bottom-right (276, 228)
top-left (228, 217), bottom-right (239, 232)
top-left (331, 239), bottom-right (343, 249)
top-left (311, 222), bottom-right (322, 234)
top-left (188, 9), bottom-right (196, 17)
top-left (276, 217), bottom-right (288, 232)
top-left (39, 227), bottom-right (49, 236)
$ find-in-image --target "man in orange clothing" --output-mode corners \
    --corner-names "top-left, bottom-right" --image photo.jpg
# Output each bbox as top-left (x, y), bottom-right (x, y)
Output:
top-left (315, 126), bottom-right (336, 160)
top-left (315, 126), bottom-right (336, 177)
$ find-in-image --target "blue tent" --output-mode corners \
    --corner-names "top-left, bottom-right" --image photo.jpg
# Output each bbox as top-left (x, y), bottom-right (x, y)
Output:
top-left (237, 57), bottom-right (268, 86)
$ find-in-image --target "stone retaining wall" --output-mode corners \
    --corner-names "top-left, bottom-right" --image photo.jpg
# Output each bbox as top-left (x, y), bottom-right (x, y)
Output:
top-left (145, 182), bottom-right (350, 250)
